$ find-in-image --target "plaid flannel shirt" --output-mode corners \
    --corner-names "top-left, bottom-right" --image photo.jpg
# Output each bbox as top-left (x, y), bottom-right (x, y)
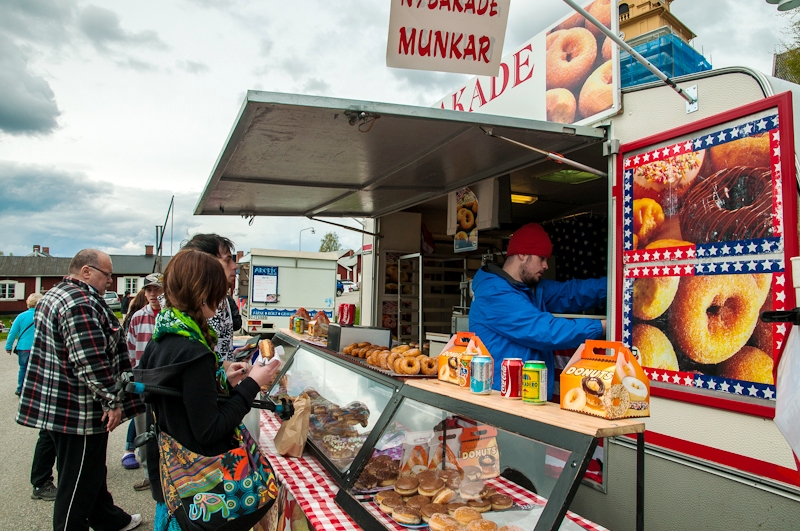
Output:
top-left (126, 304), bottom-right (156, 368)
top-left (16, 277), bottom-right (143, 435)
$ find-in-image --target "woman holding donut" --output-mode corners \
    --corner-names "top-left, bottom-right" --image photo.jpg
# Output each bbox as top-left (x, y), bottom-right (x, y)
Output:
top-left (469, 223), bottom-right (607, 399)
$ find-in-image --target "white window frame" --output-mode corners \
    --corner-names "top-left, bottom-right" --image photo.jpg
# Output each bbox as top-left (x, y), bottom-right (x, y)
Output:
top-left (0, 281), bottom-right (25, 301)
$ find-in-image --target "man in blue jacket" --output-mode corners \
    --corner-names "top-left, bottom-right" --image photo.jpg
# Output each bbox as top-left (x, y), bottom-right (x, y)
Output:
top-left (469, 223), bottom-right (606, 399)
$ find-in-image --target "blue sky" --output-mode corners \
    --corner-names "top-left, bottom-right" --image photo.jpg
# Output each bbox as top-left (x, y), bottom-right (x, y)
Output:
top-left (0, 0), bottom-right (792, 257)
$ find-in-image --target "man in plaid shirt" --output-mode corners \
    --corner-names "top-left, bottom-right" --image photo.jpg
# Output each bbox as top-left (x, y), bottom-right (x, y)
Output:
top-left (124, 272), bottom-right (163, 492)
top-left (17, 249), bottom-right (144, 531)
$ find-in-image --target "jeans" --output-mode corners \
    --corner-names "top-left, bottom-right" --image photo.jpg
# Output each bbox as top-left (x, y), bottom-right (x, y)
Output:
top-left (16, 349), bottom-right (30, 394)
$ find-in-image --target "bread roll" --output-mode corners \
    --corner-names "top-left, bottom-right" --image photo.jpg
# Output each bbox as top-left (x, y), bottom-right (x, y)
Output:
top-left (259, 339), bottom-right (275, 359)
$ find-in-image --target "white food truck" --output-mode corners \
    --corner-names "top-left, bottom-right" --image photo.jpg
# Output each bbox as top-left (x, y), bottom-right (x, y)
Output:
top-left (237, 249), bottom-right (338, 337)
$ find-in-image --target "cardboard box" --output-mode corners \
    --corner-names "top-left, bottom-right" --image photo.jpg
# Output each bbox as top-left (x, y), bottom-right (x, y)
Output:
top-left (437, 332), bottom-right (491, 386)
top-left (560, 340), bottom-right (650, 419)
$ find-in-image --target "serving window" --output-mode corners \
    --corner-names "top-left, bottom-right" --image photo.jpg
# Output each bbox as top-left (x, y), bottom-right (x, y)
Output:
top-left (614, 92), bottom-right (798, 416)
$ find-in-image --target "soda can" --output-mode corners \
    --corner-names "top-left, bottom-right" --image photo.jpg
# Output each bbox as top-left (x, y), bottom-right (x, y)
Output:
top-left (470, 356), bottom-right (493, 395)
top-left (458, 354), bottom-right (473, 388)
top-left (294, 317), bottom-right (305, 335)
top-left (500, 358), bottom-right (523, 399)
top-left (522, 360), bottom-right (547, 405)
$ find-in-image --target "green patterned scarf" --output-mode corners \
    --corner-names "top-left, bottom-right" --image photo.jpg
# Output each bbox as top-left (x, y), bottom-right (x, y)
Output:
top-left (153, 307), bottom-right (229, 392)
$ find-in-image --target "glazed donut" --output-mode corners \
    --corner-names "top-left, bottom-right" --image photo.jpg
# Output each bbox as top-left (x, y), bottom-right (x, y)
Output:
top-left (668, 275), bottom-right (765, 364)
top-left (432, 488), bottom-right (456, 505)
top-left (378, 350), bottom-right (392, 369)
top-left (452, 506), bottom-right (483, 526)
top-left (394, 476), bottom-right (419, 496)
top-left (406, 495), bottom-right (431, 511)
top-left (579, 60), bottom-right (613, 118)
top-left (366, 352), bottom-right (378, 366)
top-left (420, 357), bottom-right (438, 375)
top-left (467, 499), bottom-right (491, 513)
top-left (358, 342), bottom-right (371, 348)
top-left (458, 480), bottom-right (485, 500)
top-left (399, 357), bottom-right (421, 375)
top-left (420, 503), bottom-right (448, 523)
top-left (603, 384), bottom-right (631, 418)
top-left (393, 356), bottom-right (406, 374)
top-left (622, 376), bottom-right (648, 402)
top-left (376, 490), bottom-right (402, 506)
top-left (632, 324), bottom-right (678, 370)
top-left (403, 348), bottom-right (422, 357)
top-left (585, 0), bottom-right (611, 38)
top-left (718, 346), bottom-right (774, 384)
top-left (387, 352), bottom-right (402, 370)
top-left (418, 478), bottom-right (445, 497)
top-left (546, 27), bottom-right (596, 91)
top-left (563, 387), bottom-right (587, 411)
top-left (632, 276), bottom-right (679, 320)
top-left (546, 88), bottom-right (577, 124)
top-left (379, 495), bottom-right (405, 514)
top-left (392, 344), bottom-right (411, 354)
top-left (343, 343), bottom-right (357, 355)
top-left (458, 208), bottom-right (475, 231)
top-left (708, 134), bottom-right (770, 173)
top-left (680, 167), bottom-right (772, 244)
top-left (632, 198), bottom-right (664, 247)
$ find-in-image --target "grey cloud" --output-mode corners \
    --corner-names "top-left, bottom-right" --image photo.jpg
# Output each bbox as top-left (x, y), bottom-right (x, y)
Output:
top-left (115, 57), bottom-right (158, 72)
top-left (0, 0), bottom-right (76, 45)
top-left (390, 68), bottom-right (468, 105)
top-left (0, 34), bottom-right (60, 135)
top-left (302, 78), bottom-right (331, 95)
top-left (178, 60), bottom-right (210, 74)
top-left (78, 5), bottom-right (167, 52)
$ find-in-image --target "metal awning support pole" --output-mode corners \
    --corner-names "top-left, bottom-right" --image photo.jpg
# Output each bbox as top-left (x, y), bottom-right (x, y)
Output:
top-left (308, 216), bottom-right (381, 238)
top-left (561, 0), bottom-right (697, 105)
top-left (481, 127), bottom-right (608, 178)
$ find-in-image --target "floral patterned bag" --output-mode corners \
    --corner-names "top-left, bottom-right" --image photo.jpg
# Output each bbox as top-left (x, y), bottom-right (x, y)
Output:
top-left (158, 423), bottom-right (279, 531)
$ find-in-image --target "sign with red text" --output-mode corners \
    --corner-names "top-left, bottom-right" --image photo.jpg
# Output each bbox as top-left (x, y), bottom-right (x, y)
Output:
top-left (433, 0), bottom-right (619, 125)
top-left (387, 0), bottom-right (511, 77)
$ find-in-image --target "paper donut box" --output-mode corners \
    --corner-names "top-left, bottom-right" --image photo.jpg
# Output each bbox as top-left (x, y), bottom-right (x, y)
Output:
top-left (560, 340), bottom-right (650, 419)
top-left (457, 425), bottom-right (500, 479)
top-left (437, 332), bottom-right (491, 385)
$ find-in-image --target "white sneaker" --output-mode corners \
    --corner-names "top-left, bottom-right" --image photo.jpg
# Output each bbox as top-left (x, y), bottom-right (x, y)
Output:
top-left (120, 514), bottom-right (142, 531)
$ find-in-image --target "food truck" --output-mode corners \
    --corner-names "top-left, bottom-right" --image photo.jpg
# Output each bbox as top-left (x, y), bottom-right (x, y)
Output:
top-left (193, 8), bottom-right (800, 531)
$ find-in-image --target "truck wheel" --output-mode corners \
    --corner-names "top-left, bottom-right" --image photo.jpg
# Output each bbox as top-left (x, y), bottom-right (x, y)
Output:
top-left (337, 289), bottom-right (343, 296)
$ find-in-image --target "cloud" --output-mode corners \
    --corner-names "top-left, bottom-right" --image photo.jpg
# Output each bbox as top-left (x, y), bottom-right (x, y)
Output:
top-left (78, 5), bottom-right (167, 53)
top-left (0, 0), bottom-right (76, 45)
top-left (0, 34), bottom-right (60, 135)
top-left (0, 160), bottom-right (365, 258)
top-left (178, 60), bottom-right (210, 74)
top-left (301, 77), bottom-right (331, 95)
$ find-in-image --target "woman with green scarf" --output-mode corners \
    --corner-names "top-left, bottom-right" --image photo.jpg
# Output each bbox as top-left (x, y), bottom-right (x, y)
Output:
top-left (137, 249), bottom-right (280, 530)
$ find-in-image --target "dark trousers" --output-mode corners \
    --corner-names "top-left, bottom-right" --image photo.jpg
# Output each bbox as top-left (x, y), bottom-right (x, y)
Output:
top-left (50, 430), bottom-right (131, 531)
top-left (31, 429), bottom-right (57, 488)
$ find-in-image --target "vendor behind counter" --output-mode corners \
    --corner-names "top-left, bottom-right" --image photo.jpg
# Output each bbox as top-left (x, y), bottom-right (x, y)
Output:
top-left (468, 223), bottom-right (607, 399)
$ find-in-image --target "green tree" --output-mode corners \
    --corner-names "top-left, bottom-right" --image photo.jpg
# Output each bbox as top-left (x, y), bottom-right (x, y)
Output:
top-left (776, 13), bottom-right (800, 83)
top-left (319, 231), bottom-right (342, 252)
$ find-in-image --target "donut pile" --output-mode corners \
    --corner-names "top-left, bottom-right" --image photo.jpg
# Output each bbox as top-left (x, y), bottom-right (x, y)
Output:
top-left (343, 342), bottom-right (438, 376)
top-left (545, 0), bottom-right (613, 123)
top-left (306, 389), bottom-right (372, 464)
top-left (371, 465), bottom-right (515, 529)
top-left (354, 454), bottom-right (401, 491)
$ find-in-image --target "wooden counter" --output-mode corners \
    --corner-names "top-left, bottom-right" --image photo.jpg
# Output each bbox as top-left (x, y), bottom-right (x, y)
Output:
top-left (406, 378), bottom-right (645, 439)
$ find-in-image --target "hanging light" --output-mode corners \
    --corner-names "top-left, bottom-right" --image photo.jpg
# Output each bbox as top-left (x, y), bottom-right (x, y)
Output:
top-left (776, 0), bottom-right (800, 10)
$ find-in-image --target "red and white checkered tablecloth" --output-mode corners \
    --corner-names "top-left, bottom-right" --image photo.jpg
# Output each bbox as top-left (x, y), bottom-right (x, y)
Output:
top-left (259, 411), bottom-right (607, 531)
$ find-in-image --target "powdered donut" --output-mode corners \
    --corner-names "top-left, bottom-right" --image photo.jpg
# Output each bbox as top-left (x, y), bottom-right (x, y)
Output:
top-left (633, 277), bottom-right (679, 320)
top-left (546, 88), bottom-right (577, 124)
top-left (546, 27), bottom-right (597, 91)
top-left (578, 60), bottom-right (613, 118)
top-left (633, 324), bottom-right (678, 371)
top-left (622, 376), bottom-right (648, 402)
top-left (668, 275), bottom-right (766, 364)
top-left (718, 346), bottom-right (774, 384)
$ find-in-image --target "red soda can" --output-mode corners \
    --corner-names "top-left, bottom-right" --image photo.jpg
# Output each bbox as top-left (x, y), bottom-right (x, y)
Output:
top-left (501, 358), bottom-right (523, 399)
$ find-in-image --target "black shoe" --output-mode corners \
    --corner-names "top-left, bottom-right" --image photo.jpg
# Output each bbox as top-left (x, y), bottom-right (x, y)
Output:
top-left (31, 481), bottom-right (57, 501)
top-left (15, 390), bottom-right (20, 397)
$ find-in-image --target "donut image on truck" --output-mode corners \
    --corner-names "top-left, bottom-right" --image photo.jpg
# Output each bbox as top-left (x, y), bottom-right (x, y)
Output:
top-left (193, 2), bottom-right (800, 529)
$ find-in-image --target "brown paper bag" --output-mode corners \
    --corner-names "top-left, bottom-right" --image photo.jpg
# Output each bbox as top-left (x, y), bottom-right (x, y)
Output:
top-left (274, 393), bottom-right (310, 457)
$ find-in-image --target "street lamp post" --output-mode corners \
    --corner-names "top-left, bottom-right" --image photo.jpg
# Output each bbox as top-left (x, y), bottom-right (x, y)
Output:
top-left (299, 227), bottom-right (315, 251)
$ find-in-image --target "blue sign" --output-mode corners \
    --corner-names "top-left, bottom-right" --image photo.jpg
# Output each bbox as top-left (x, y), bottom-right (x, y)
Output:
top-left (251, 308), bottom-right (333, 318)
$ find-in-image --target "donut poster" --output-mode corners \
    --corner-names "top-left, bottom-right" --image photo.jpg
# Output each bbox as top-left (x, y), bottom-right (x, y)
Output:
top-left (454, 187), bottom-right (478, 253)
top-left (434, 0), bottom-right (619, 126)
top-left (617, 95), bottom-right (798, 411)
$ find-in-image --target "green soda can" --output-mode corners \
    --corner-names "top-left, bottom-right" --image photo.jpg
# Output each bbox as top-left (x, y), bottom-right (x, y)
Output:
top-left (522, 360), bottom-right (547, 405)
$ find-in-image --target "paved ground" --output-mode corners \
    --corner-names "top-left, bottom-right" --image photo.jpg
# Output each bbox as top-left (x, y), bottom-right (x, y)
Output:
top-left (0, 340), bottom-right (156, 530)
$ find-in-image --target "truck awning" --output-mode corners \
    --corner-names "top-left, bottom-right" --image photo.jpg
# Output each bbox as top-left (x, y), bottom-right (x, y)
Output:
top-left (194, 91), bottom-right (606, 219)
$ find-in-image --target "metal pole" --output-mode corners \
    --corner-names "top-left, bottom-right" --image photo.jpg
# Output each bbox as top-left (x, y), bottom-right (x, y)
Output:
top-left (561, 0), bottom-right (697, 105)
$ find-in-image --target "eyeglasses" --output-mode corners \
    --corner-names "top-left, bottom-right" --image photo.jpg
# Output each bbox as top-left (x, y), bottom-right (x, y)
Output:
top-left (87, 264), bottom-right (113, 279)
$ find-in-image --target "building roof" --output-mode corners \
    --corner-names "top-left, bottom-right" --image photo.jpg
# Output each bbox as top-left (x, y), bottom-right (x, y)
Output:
top-left (0, 255), bottom-right (173, 277)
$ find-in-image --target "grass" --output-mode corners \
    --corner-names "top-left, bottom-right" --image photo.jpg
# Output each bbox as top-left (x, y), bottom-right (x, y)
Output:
top-left (1, 314), bottom-right (17, 342)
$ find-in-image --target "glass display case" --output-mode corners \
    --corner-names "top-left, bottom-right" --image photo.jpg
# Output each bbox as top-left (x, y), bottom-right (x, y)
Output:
top-left (271, 331), bottom-right (645, 531)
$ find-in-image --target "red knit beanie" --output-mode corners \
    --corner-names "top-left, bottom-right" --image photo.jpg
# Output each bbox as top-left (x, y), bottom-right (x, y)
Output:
top-left (506, 223), bottom-right (552, 258)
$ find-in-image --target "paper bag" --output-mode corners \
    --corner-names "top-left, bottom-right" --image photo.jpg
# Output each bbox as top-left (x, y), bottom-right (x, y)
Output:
top-left (274, 393), bottom-right (310, 457)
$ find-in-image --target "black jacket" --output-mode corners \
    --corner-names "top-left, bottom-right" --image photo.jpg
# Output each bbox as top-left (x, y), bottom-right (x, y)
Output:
top-left (135, 334), bottom-right (260, 502)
